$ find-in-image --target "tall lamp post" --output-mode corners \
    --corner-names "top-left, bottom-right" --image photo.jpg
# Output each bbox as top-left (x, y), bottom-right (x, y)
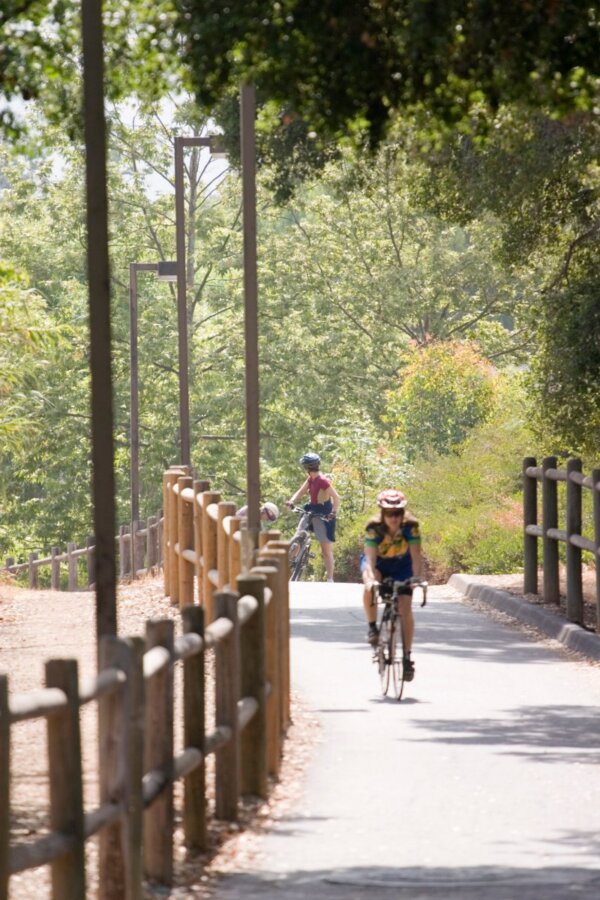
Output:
top-left (240, 84), bottom-right (262, 548)
top-left (129, 260), bottom-right (177, 530)
top-left (174, 135), bottom-right (226, 467)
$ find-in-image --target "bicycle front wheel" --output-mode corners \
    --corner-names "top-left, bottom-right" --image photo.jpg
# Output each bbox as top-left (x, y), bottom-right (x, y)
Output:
top-left (390, 615), bottom-right (405, 701)
top-left (378, 613), bottom-right (393, 695)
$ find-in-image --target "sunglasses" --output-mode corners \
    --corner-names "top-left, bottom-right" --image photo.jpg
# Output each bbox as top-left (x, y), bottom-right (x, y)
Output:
top-left (383, 510), bottom-right (403, 517)
top-left (262, 507), bottom-right (277, 522)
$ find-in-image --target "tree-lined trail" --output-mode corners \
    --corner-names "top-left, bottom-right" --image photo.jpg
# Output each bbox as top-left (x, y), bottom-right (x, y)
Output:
top-left (215, 581), bottom-right (600, 900)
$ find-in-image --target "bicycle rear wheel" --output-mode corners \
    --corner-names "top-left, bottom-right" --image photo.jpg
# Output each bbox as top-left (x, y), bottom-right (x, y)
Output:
top-left (377, 612), bottom-right (392, 695)
top-left (390, 615), bottom-right (405, 701)
top-left (290, 540), bottom-right (310, 581)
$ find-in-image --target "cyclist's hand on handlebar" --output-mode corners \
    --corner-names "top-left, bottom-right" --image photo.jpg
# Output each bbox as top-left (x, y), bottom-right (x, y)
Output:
top-left (285, 500), bottom-right (294, 509)
top-left (408, 575), bottom-right (425, 585)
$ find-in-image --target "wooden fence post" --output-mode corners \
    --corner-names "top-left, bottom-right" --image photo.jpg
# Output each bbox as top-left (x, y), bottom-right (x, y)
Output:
top-left (566, 458), bottom-right (583, 624)
top-left (0, 675), bottom-right (9, 900)
top-left (86, 536), bottom-right (95, 588)
top-left (259, 530), bottom-right (281, 548)
top-left (119, 525), bottom-right (130, 580)
top-left (182, 605), bottom-right (206, 850)
top-left (201, 491), bottom-right (221, 622)
top-left (238, 573), bottom-right (267, 799)
top-left (229, 517), bottom-right (242, 587)
top-left (214, 590), bottom-right (240, 821)
top-left (137, 519), bottom-right (147, 575)
top-left (51, 546), bottom-right (61, 591)
top-left (542, 457), bottom-right (559, 604)
top-left (192, 480), bottom-right (210, 606)
top-left (130, 520), bottom-right (140, 579)
top-left (177, 476), bottom-right (195, 609)
top-left (593, 470), bottom-right (600, 632)
top-left (147, 515), bottom-right (158, 572)
top-left (123, 637), bottom-right (145, 900)
top-left (523, 457), bottom-right (538, 595)
top-left (163, 469), bottom-right (183, 603)
top-left (157, 510), bottom-right (164, 568)
top-left (250, 564), bottom-right (281, 777)
top-left (217, 502), bottom-right (237, 590)
top-left (67, 542), bottom-right (77, 591)
top-left (98, 635), bottom-right (144, 900)
top-left (98, 637), bottom-right (130, 899)
top-left (261, 542), bottom-right (291, 731)
top-left (46, 659), bottom-right (86, 900)
top-left (144, 619), bottom-right (174, 885)
top-left (28, 551), bottom-right (38, 589)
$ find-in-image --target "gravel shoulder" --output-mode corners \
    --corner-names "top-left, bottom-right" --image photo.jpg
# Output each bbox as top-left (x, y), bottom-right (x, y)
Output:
top-left (0, 576), bottom-right (317, 899)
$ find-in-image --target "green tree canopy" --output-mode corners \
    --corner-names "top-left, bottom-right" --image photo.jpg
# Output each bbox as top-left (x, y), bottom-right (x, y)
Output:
top-left (384, 340), bottom-right (497, 459)
top-left (177, 0), bottom-right (600, 146)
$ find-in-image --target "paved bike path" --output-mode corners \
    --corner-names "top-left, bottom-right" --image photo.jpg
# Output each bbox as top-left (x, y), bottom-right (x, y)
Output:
top-left (215, 582), bottom-right (600, 899)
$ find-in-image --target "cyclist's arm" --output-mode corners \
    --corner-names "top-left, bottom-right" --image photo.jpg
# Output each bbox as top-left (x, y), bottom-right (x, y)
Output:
top-left (409, 542), bottom-right (423, 579)
top-left (327, 484), bottom-right (341, 515)
top-left (362, 544), bottom-right (379, 586)
top-left (286, 478), bottom-right (309, 507)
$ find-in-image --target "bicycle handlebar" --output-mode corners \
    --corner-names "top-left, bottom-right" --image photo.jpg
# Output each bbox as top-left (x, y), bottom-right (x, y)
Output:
top-left (374, 577), bottom-right (428, 608)
top-left (287, 504), bottom-right (333, 520)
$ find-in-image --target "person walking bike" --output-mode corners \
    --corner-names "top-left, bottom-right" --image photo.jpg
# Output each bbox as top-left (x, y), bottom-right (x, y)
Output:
top-left (285, 452), bottom-right (340, 582)
top-left (360, 489), bottom-right (423, 681)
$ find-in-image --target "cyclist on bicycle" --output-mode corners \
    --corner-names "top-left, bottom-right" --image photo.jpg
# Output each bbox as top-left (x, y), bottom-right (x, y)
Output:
top-left (360, 489), bottom-right (423, 680)
top-left (285, 452), bottom-right (341, 582)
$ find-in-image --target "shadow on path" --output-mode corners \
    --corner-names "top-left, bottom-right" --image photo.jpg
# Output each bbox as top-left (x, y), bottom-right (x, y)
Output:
top-left (216, 863), bottom-right (600, 899)
top-left (291, 603), bottom-right (559, 666)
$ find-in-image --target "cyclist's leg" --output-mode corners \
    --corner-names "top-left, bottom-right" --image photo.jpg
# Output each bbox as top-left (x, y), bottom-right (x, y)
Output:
top-left (361, 564), bottom-right (381, 621)
top-left (319, 539), bottom-right (334, 581)
top-left (397, 590), bottom-right (414, 652)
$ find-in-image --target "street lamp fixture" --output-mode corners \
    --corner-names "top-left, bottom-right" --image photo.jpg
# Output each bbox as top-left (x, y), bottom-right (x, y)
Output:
top-left (129, 260), bottom-right (177, 537)
top-left (157, 260), bottom-right (178, 282)
top-left (174, 133), bottom-right (227, 467)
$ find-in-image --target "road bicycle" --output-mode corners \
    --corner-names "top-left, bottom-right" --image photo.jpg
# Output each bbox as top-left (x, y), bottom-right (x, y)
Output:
top-left (286, 505), bottom-right (330, 581)
top-left (373, 577), bottom-right (428, 700)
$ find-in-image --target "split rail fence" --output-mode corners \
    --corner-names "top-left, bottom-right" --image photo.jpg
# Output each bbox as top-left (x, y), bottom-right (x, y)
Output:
top-left (523, 456), bottom-right (600, 628)
top-left (0, 466), bottom-right (291, 900)
top-left (4, 515), bottom-right (163, 591)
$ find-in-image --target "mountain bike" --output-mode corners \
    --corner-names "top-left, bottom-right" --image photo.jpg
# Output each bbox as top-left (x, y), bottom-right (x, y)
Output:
top-left (373, 577), bottom-right (428, 700)
top-left (286, 505), bottom-right (327, 581)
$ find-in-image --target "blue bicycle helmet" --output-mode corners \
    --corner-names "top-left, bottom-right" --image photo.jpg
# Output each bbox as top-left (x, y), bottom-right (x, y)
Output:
top-left (299, 452), bottom-right (321, 470)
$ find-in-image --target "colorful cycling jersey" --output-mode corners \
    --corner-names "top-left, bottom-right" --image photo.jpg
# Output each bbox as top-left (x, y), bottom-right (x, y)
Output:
top-left (364, 522), bottom-right (420, 579)
top-left (308, 474), bottom-right (331, 505)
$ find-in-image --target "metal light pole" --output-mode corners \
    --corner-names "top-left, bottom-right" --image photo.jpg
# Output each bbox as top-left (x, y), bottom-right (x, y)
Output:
top-left (128, 261), bottom-right (177, 527)
top-left (240, 84), bottom-right (261, 550)
top-left (173, 135), bottom-right (226, 467)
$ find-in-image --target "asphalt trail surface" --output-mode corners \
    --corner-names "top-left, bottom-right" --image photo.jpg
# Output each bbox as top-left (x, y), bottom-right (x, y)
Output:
top-left (215, 582), bottom-right (600, 899)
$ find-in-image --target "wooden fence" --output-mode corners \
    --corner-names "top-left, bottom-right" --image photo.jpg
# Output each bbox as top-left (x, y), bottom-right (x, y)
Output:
top-left (4, 515), bottom-right (163, 591)
top-left (0, 467), bottom-right (292, 899)
top-left (523, 456), bottom-right (600, 628)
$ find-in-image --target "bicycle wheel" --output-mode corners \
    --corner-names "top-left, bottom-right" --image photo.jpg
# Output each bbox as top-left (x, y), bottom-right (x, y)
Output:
top-left (377, 611), bottom-right (392, 695)
top-left (290, 540), bottom-right (310, 581)
top-left (390, 615), bottom-right (405, 701)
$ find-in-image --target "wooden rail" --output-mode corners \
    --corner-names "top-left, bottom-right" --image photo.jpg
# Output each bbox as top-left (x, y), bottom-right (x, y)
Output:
top-left (1, 569), bottom-right (290, 898)
top-left (4, 514), bottom-right (163, 591)
top-left (1, 467), bottom-right (292, 899)
top-left (523, 456), bottom-right (600, 628)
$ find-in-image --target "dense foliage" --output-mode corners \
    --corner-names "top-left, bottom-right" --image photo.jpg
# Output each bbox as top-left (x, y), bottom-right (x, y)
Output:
top-left (177, 1), bottom-right (600, 146)
top-left (1, 97), bottom-right (598, 581)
